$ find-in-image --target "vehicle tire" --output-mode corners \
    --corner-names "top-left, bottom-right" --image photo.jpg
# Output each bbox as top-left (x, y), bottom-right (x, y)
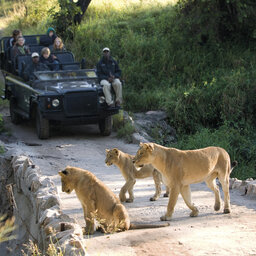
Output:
top-left (99, 116), bottom-right (112, 136)
top-left (36, 107), bottom-right (50, 139)
top-left (10, 98), bottom-right (22, 124)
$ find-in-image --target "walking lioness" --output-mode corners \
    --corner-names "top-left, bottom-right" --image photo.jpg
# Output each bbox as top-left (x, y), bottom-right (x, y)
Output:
top-left (133, 142), bottom-right (237, 221)
top-left (105, 148), bottom-right (169, 202)
top-left (59, 166), bottom-right (169, 234)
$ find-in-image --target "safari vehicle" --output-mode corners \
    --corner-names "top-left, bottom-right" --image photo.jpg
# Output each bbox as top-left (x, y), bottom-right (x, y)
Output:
top-left (0, 35), bottom-right (119, 139)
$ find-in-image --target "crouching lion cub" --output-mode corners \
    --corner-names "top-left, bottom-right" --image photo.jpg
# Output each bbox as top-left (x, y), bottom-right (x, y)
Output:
top-left (59, 166), bottom-right (169, 234)
top-left (105, 148), bottom-right (169, 203)
top-left (134, 142), bottom-right (238, 221)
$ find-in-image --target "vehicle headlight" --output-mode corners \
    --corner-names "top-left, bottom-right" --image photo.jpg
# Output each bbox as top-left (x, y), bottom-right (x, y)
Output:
top-left (99, 96), bottom-right (105, 104)
top-left (52, 99), bottom-right (60, 107)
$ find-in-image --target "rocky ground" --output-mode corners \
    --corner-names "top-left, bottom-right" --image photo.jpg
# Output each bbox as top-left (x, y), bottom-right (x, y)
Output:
top-left (0, 106), bottom-right (256, 256)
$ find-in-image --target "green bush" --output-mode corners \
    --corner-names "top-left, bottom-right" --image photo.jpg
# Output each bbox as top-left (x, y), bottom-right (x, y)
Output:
top-left (170, 123), bottom-right (256, 180)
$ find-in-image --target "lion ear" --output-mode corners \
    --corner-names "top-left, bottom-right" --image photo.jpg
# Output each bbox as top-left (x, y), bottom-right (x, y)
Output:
top-left (113, 148), bottom-right (119, 155)
top-left (148, 143), bottom-right (154, 152)
top-left (106, 149), bottom-right (110, 153)
top-left (139, 142), bottom-right (144, 147)
top-left (59, 169), bottom-right (69, 177)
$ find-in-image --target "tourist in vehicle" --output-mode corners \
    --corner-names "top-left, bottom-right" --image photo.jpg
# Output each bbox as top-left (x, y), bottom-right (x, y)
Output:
top-left (40, 47), bottom-right (60, 71)
top-left (8, 29), bottom-right (22, 47)
top-left (12, 36), bottom-right (30, 60)
top-left (96, 47), bottom-right (122, 108)
top-left (51, 37), bottom-right (66, 52)
top-left (23, 52), bottom-right (49, 81)
top-left (40, 27), bottom-right (57, 47)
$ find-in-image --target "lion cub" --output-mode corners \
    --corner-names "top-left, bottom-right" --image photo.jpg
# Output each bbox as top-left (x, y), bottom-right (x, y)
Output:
top-left (59, 166), bottom-right (169, 234)
top-left (105, 148), bottom-right (169, 203)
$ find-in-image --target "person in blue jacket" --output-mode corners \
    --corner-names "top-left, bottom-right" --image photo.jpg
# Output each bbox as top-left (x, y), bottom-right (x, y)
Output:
top-left (96, 47), bottom-right (122, 108)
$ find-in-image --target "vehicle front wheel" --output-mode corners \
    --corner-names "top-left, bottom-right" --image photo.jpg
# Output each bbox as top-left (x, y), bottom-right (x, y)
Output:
top-left (10, 98), bottom-right (22, 124)
top-left (99, 116), bottom-right (112, 136)
top-left (36, 107), bottom-right (50, 139)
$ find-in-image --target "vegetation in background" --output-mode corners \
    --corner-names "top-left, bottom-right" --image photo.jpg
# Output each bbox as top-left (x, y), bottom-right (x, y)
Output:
top-left (0, 0), bottom-right (255, 179)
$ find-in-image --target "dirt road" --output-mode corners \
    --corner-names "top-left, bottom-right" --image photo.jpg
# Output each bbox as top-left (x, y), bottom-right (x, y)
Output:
top-left (1, 107), bottom-right (256, 256)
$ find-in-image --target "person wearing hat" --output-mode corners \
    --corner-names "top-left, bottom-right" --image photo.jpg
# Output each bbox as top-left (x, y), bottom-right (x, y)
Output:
top-left (40, 27), bottom-right (57, 47)
top-left (96, 47), bottom-right (122, 108)
top-left (23, 52), bottom-right (49, 81)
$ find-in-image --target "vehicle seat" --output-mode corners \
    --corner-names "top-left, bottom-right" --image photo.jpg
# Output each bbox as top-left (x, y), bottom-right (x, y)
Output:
top-left (54, 52), bottom-right (80, 70)
top-left (29, 45), bottom-right (44, 55)
top-left (16, 55), bottom-right (32, 77)
top-left (24, 36), bottom-right (38, 45)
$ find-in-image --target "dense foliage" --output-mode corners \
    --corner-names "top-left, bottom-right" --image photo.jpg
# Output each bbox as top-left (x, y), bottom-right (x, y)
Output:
top-left (1, 0), bottom-right (256, 179)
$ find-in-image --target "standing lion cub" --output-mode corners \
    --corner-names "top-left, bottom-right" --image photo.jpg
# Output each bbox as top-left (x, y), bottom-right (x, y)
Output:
top-left (59, 166), bottom-right (169, 234)
top-left (105, 148), bottom-right (169, 202)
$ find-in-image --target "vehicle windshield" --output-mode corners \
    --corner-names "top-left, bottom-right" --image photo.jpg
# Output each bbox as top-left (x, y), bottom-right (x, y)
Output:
top-left (34, 70), bottom-right (97, 81)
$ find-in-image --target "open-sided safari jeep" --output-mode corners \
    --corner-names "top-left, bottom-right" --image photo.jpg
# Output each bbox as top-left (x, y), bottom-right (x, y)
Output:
top-left (0, 35), bottom-right (119, 139)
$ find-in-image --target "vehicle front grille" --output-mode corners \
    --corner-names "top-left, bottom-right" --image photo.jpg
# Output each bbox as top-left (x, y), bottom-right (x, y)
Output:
top-left (64, 91), bottom-right (98, 117)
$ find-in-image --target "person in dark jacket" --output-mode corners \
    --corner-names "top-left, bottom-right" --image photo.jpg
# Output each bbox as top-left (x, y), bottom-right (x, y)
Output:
top-left (96, 47), bottom-right (122, 108)
top-left (51, 37), bottom-right (66, 53)
top-left (8, 29), bottom-right (22, 47)
top-left (23, 52), bottom-right (49, 81)
top-left (40, 47), bottom-right (60, 71)
top-left (12, 36), bottom-right (30, 61)
top-left (40, 27), bottom-right (57, 47)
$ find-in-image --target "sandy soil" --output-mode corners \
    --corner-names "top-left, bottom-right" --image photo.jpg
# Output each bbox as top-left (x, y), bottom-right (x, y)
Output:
top-left (1, 107), bottom-right (256, 256)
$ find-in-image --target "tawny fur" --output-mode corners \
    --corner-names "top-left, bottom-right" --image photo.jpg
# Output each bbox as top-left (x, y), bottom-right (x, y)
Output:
top-left (134, 142), bottom-right (237, 221)
top-left (59, 166), bottom-right (169, 234)
top-left (105, 148), bottom-right (169, 202)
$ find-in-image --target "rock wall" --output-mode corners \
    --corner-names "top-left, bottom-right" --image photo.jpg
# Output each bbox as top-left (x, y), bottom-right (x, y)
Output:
top-left (0, 154), bottom-right (87, 256)
top-left (230, 178), bottom-right (256, 197)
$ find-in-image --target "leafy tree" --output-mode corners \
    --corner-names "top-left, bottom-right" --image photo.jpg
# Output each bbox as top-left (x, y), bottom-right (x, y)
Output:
top-left (52, 0), bottom-right (91, 39)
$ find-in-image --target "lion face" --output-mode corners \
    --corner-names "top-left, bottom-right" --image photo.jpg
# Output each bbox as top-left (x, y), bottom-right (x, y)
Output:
top-left (134, 143), bottom-right (154, 167)
top-left (105, 148), bottom-right (120, 166)
top-left (58, 169), bottom-right (74, 194)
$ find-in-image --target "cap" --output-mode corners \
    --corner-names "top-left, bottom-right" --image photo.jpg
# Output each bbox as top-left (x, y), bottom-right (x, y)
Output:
top-left (102, 47), bottom-right (110, 52)
top-left (31, 52), bottom-right (39, 58)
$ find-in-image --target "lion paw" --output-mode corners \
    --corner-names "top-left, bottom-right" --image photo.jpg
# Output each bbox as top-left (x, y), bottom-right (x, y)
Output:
top-left (160, 215), bottom-right (172, 221)
top-left (119, 194), bottom-right (126, 202)
top-left (214, 202), bottom-right (221, 211)
top-left (126, 199), bottom-right (134, 203)
top-left (163, 193), bottom-right (169, 197)
top-left (150, 197), bottom-right (157, 201)
top-left (224, 208), bottom-right (231, 214)
top-left (190, 209), bottom-right (199, 217)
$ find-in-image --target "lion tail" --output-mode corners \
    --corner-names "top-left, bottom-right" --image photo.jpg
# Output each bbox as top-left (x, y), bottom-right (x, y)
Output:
top-left (230, 160), bottom-right (238, 173)
top-left (129, 222), bottom-right (170, 230)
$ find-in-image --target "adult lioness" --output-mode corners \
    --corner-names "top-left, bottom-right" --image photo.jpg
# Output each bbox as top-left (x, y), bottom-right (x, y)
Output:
top-left (133, 142), bottom-right (237, 221)
top-left (105, 148), bottom-right (169, 202)
top-left (59, 166), bottom-right (169, 234)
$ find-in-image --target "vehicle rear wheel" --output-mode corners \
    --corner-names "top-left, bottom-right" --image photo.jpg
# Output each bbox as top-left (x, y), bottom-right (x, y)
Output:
top-left (10, 98), bottom-right (22, 124)
top-left (36, 107), bottom-right (50, 139)
top-left (99, 116), bottom-right (112, 136)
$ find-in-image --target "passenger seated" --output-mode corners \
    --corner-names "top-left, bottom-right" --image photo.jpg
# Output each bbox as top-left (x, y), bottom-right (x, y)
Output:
top-left (8, 29), bottom-right (22, 47)
top-left (23, 52), bottom-right (49, 81)
top-left (40, 27), bottom-right (57, 47)
top-left (12, 36), bottom-right (30, 60)
top-left (51, 37), bottom-right (66, 52)
top-left (40, 47), bottom-right (60, 71)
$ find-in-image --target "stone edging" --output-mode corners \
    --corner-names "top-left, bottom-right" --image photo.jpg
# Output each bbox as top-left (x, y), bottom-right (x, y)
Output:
top-left (11, 155), bottom-right (87, 255)
top-left (230, 177), bottom-right (256, 197)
